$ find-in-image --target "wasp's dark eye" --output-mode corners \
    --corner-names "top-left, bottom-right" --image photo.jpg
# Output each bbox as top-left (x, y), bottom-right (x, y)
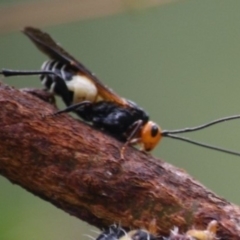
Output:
top-left (151, 125), bottom-right (159, 137)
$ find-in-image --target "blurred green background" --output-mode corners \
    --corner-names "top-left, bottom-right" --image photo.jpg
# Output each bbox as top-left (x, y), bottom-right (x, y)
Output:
top-left (1, 0), bottom-right (240, 239)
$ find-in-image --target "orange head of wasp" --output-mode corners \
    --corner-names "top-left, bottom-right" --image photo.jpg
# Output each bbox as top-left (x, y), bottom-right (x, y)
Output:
top-left (140, 121), bottom-right (162, 151)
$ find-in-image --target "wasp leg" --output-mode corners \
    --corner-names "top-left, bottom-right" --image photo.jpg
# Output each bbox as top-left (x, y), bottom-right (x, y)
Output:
top-left (0, 69), bottom-right (56, 77)
top-left (120, 138), bottom-right (142, 160)
top-left (21, 88), bottom-right (56, 106)
top-left (0, 68), bottom-right (72, 107)
top-left (120, 120), bottom-right (143, 159)
top-left (52, 101), bottom-right (92, 116)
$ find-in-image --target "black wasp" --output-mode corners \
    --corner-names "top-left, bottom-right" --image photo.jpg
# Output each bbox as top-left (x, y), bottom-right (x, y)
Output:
top-left (2, 27), bottom-right (240, 158)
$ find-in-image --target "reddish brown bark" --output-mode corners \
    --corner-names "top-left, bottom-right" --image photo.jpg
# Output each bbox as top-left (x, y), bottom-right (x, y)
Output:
top-left (0, 82), bottom-right (239, 239)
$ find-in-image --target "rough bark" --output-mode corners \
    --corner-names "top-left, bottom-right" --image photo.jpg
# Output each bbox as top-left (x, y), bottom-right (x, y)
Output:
top-left (0, 82), bottom-right (239, 239)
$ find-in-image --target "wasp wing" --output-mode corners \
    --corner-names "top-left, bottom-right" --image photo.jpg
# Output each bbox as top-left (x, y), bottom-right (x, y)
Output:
top-left (23, 27), bottom-right (128, 106)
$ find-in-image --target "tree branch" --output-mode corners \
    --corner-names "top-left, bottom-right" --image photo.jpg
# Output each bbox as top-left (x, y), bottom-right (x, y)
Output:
top-left (0, 82), bottom-right (239, 239)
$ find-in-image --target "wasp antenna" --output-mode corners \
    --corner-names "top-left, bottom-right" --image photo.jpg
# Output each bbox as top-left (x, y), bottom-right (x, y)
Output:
top-left (164, 133), bottom-right (240, 157)
top-left (0, 69), bottom-right (58, 77)
top-left (162, 114), bottom-right (240, 135)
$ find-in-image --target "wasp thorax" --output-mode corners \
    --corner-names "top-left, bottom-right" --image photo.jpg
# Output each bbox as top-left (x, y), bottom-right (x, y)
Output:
top-left (141, 121), bottom-right (162, 151)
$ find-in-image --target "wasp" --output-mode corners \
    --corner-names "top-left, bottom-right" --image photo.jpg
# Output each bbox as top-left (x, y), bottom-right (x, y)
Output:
top-left (2, 27), bottom-right (240, 158)
top-left (1, 27), bottom-right (162, 156)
